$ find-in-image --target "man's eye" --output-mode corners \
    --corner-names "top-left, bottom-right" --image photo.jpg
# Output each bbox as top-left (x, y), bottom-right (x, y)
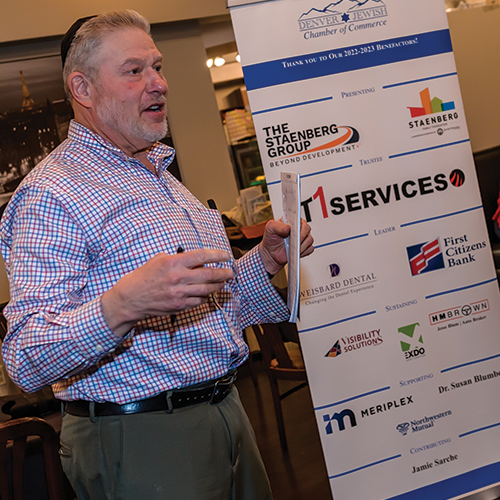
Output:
top-left (154, 65), bottom-right (162, 73)
top-left (130, 68), bottom-right (140, 75)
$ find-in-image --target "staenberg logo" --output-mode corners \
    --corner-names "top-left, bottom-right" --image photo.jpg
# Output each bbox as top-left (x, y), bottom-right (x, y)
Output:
top-left (429, 299), bottom-right (490, 327)
top-left (298, 0), bottom-right (388, 40)
top-left (265, 122), bottom-right (359, 166)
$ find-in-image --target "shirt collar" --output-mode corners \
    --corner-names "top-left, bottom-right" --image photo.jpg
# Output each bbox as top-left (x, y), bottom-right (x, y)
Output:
top-left (67, 120), bottom-right (175, 172)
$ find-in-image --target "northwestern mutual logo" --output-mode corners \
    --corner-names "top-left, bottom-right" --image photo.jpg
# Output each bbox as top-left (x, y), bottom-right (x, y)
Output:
top-left (298, 0), bottom-right (388, 40)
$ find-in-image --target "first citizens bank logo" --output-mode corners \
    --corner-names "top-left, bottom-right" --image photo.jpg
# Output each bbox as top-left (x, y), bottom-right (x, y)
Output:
top-left (298, 0), bottom-right (388, 39)
top-left (407, 231), bottom-right (487, 277)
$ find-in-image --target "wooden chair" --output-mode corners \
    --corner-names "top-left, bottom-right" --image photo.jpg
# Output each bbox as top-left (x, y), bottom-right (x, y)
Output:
top-left (251, 323), bottom-right (308, 453)
top-left (0, 416), bottom-right (66, 500)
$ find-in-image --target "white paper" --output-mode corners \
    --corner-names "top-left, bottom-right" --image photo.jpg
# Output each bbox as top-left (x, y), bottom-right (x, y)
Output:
top-left (280, 171), bottom-right (301, 322)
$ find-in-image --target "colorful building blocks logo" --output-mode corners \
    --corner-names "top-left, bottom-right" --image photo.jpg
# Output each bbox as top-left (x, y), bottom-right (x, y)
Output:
top-left (408, 88), bottom-right (455, 118)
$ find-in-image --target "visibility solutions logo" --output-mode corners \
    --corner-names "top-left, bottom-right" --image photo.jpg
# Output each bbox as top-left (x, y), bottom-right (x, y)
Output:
top-left (325, 329), bottom-right (383, 358)
top-left (265, 121), bottom-right (359, 167)
top-left (298, 0), bottom-right (388, 40)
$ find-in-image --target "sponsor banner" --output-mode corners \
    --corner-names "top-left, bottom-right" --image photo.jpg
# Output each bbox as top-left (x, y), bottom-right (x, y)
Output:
top-left (230, 1), bottom-right (500, 499)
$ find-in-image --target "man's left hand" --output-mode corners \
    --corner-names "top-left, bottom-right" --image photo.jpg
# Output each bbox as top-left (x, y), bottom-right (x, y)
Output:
top-left (259, 219), bottom-right (314, 276)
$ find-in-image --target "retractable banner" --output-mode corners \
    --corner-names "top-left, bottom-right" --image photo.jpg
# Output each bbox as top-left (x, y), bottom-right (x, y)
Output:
top-left (228, 0), bottom-right (500, 498)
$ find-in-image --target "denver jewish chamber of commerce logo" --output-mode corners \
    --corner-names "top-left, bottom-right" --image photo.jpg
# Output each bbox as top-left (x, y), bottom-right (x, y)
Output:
top-left (298, 0), bottom-right (388, 37)
top-left (399, 322), bottom-right (425, 361)
top-left (323, 408), bottom-right (357, 435)
top-left (407, 238), bottom-right (445, 276)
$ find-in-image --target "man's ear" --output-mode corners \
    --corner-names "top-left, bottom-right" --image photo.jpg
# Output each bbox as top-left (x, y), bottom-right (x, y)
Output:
top-left (67, 72), bottom-right (93, 109)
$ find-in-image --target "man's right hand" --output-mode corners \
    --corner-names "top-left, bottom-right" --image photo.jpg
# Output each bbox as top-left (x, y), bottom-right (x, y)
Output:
top-left (101, 249), bottom-right (233, 337)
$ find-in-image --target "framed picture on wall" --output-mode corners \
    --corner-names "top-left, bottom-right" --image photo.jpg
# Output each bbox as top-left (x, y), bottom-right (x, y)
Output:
top-left (0, 53), bottom-right (73, 213)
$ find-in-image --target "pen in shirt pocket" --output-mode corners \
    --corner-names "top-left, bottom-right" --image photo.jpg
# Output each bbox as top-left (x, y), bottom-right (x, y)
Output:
top-left (170, 246), bottom-right (184, 327)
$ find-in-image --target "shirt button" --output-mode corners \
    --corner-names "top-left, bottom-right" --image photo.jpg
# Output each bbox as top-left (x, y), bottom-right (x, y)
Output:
top-left (96, 345), bottom-right (104, 353)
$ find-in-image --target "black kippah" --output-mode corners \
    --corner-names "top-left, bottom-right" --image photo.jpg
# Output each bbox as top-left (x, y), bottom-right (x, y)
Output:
top-left (61, 15), bottom-right (97, 68)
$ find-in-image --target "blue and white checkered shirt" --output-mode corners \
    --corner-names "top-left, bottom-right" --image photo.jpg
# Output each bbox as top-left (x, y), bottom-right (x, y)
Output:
top-left (0, 121), bottom-right (288, 403)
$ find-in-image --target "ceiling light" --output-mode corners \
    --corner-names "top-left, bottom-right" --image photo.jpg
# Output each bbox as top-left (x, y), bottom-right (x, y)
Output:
top-left (214, 57), bottom-right (226, 67)
top-left (206, 58), bottom-right (214, 68)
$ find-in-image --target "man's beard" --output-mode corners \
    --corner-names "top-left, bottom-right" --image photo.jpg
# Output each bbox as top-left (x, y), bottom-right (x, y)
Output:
top-left (96, 91), bottom-right (168, 145)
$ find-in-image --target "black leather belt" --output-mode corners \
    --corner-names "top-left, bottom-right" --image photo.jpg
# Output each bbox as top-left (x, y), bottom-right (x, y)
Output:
top-left (62, 370), bottom-right (236, 417)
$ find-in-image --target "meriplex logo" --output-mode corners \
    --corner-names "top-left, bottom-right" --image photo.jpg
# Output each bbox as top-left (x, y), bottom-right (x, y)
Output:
top-left (429, 299), bottom-right (490, 326)
top-left (300, 169), bottom-right (464, 223)
top-left (323, 408), bottom-right (357, 435)
top-left (298, 1), bottom-right (388, 40)
top-left (406, 239), bottom-right (445, 276)
top-left (399, 323), bottom-right (425, 361)
top-left (361, 395), bottom-right (414, 418)
top-left (264, 122), bottom-right (359, 165)
top-left (325, 329), bottom-right (383, 358)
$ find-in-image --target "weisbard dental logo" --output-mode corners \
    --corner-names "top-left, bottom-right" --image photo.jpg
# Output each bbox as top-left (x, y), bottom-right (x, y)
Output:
top-left (298, 0), bottom-right (388, 40)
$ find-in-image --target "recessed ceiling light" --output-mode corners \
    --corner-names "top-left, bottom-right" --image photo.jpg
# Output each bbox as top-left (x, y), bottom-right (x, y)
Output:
top-left (214, 57), bottom-right (226, 67)
top-left (206, 58), bottom-right (214, 68)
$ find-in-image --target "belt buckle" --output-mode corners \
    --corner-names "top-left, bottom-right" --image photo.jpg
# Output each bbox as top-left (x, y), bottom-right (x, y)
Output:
top-left (209, 372), bottom-right (235, 404)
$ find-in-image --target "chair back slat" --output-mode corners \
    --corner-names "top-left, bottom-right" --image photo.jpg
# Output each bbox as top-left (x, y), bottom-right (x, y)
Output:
top-left (0, 417), bottom-right (66, 500)
top-left (12, 437), bottom-right (26, 500)
top-left (0, 444), bottom-right (10, 500)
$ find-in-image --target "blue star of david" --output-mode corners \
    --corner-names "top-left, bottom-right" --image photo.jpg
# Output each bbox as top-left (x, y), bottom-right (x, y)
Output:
top-left (342, 13), bottom-right (350, 22)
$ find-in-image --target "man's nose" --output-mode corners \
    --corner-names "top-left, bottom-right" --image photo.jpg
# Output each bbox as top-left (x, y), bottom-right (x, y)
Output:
top-left (147, 70), bottom-right (168, 95)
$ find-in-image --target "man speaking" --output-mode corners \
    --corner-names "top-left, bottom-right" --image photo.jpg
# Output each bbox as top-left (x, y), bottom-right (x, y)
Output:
top-left (0, 10), bottom-right (313, 500)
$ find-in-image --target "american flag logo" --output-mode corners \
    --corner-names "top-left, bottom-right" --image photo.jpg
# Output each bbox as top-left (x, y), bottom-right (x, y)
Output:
top-left (406, 238), bottom-right (445, 276)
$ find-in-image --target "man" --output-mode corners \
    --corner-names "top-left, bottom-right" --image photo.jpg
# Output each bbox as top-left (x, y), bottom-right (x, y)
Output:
top-left (0, 10), bottom-right (314, 500)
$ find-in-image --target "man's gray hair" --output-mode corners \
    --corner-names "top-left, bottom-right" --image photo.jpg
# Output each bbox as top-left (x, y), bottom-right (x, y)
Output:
top-left (63, 10), bottom-right (151, 100)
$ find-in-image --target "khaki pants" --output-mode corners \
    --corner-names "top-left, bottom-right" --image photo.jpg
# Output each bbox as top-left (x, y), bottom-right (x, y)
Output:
top-left (60, 387), bottom-right (272, 500)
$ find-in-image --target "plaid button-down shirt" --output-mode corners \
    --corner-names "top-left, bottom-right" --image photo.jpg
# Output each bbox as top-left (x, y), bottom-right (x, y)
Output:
top-left (0, 121), bottom-right (288, 403)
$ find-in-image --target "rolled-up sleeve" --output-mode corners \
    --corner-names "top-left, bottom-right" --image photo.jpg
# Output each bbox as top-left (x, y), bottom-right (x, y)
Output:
top-left (235, 245), bottom-right (289, 329)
